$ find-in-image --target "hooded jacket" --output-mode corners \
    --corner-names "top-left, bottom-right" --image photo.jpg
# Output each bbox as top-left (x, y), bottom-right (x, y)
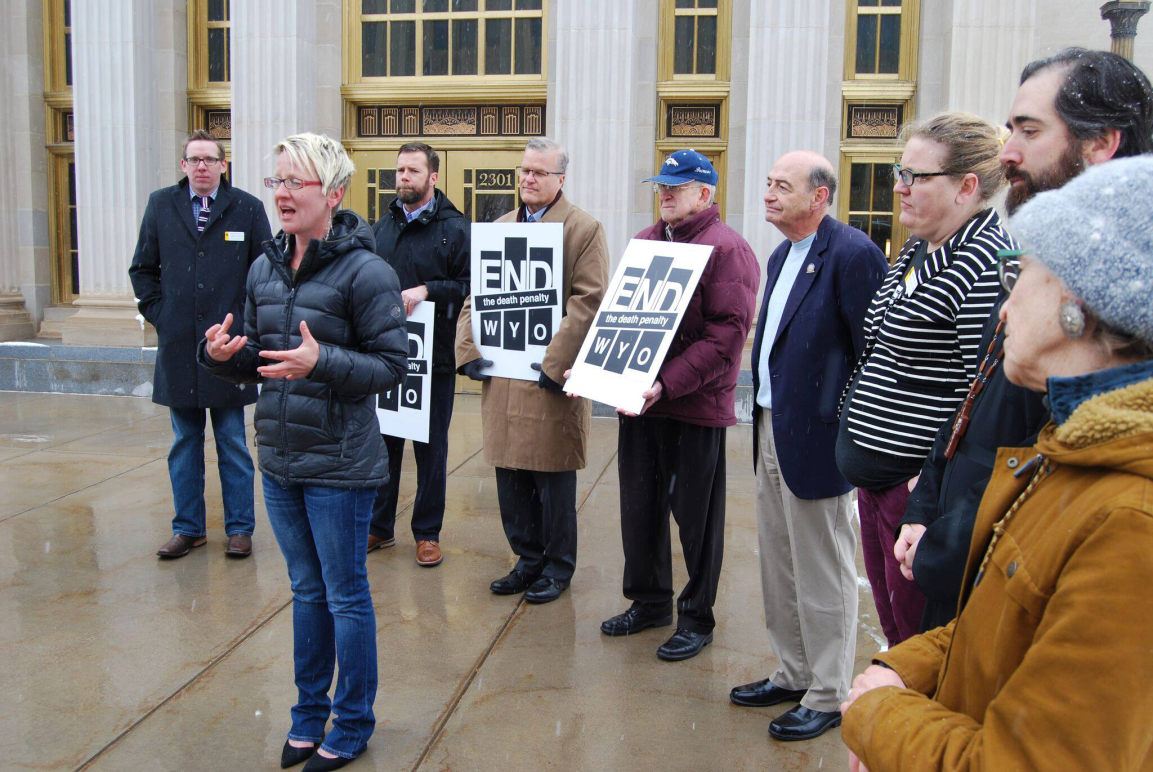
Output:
top-left (198, 210), bottom-right (408, 488)
top-left (634, 204), bottom-right (760, 427)
top-left (843, 374), bottom-right (1153, 771)
top-left (371, 189), bottom-right (470, 375)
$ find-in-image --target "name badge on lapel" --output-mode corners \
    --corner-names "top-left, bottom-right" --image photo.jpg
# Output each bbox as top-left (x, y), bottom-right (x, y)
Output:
top-left (903, 266), bottom-right (919, 296)
top-left (225, 231), bottom-right (246, 242)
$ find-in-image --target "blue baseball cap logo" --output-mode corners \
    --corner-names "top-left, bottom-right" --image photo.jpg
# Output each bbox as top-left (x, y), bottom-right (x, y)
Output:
top-left (643, 149), bottom-right (718, 186)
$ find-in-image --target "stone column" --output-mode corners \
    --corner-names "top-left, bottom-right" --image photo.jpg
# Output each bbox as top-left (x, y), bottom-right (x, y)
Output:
top-left (738, 0), bottom-right (835, 265)
top-left (553, 0), bottom-right (656, 261)
top-left (1101, 1), bottom-right (1151, 60)
top-left (230, 0), bottom-right (342, 226)
top-left (0, 0), bottom-right (45, 339)
top-left (62, 0), bottom-right (165, 345)
top-left (941, 0), bottom-right (1038, 123)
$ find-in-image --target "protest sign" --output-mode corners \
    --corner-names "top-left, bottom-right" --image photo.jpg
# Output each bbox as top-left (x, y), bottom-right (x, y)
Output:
top-left (469, 222), bottom-right (564, 381)
top-left (376, 301), bottom-right (434, 443)
top-left (564, 239), bottom-right (712, 414)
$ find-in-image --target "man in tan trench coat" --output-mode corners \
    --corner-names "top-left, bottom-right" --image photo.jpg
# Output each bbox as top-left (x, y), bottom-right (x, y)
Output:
top-left (456, 137), bottom-right (609, 604)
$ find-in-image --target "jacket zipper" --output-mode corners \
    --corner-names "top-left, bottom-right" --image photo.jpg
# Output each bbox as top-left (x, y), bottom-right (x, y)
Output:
top-left (279, 268), bottom-right (297, 483)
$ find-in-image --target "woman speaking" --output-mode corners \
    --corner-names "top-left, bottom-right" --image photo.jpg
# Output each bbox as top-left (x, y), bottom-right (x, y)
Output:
top-left (199, 133), bottom-right (407, 770)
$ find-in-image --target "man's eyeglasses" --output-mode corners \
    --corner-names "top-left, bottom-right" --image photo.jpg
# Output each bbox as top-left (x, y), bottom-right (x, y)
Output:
top-left (651, 182), bottom-right (699, 195)
top-left (517, 167), bottom-right (563, 179)
top-left (264, 177), bottom-right (323, 191)
top-left (185, 157), bottom-right (223, 168)
top-left (890, 164), bottom-right (951, 187)
top-left (996, 249), bottom-right (1024, 293)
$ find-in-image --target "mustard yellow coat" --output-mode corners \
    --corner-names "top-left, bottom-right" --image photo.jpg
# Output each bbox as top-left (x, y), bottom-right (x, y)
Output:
top-left (456, 195), bottom-right (609, 472)
top-left (843, 376), bottom-right (1153, 771)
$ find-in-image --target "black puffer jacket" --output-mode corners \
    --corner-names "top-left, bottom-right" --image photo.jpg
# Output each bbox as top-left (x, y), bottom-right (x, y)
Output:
top-left (371, 189), bottom-right (470, 375)
top-left (199, 210), bottom-right (408, 488)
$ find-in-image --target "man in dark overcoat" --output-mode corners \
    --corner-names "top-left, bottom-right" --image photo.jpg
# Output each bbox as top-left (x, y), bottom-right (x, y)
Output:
top-left (129, 129), bottom-right (273, 559)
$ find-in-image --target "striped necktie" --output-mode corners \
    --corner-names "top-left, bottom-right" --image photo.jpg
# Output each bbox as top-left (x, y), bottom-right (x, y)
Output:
top-left (197, 196), bottom-right (211, 232)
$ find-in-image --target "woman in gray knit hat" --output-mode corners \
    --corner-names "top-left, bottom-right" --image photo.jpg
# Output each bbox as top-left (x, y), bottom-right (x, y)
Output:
top-left (840, 154), bottom-right (1153, 771)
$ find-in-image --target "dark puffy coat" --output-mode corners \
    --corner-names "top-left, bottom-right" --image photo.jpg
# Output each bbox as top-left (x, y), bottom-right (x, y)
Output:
top-left (371, 189), bottom-right (470, 375)
top-left (635, 204), bottom-right (760, 427)
top-left (901, 293), bottom-right (1049, 630)
top-left (198, 210), bottom-right (408, 488)
top-left (129, 177), bottom-right (273, 408)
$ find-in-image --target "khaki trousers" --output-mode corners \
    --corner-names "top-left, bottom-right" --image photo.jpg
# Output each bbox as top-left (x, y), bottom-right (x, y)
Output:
top-left (756, 410), bottom-right (858, 712)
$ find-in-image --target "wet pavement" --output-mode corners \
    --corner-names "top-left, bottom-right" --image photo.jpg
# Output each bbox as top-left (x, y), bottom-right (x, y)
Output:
top-left (0, 391), bottom-right (881, 771)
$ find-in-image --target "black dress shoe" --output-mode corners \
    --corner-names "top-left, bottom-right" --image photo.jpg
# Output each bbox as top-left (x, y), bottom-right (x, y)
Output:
top-left (729, 678), bottom-right (807, 708)
top-left (489, 569), bottom-right (540, 595)
top-left (600, 605), bottom-right (674, 637)
top-left (281, 740), bottom-right (317, 768)
top-left (656, 628), bottom-right (713, 661)
top-left (768, 704), bottom-right (843, 741)
top-left (524, 576), bottom-right (568, 604)
top-left (302, 750), bottom-right (358, 771)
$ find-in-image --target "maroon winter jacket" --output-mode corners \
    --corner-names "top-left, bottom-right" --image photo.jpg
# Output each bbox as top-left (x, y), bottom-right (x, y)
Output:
top-left (635, 204), bottom-right (759, 427)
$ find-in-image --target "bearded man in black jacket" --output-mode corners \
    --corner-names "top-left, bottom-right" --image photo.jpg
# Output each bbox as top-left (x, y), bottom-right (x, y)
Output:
top-left (895, 49), bottom-right (1153, 631)
top-left (367, 143), bottom-right (470, 567)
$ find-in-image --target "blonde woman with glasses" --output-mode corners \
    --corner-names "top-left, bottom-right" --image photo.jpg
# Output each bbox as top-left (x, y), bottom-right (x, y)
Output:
top-left (199, 133), bottom-right (408, 770)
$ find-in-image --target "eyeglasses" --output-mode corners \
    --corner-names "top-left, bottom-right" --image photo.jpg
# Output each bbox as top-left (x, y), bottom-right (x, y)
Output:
top-left (263, 177), bottom-right (323, 191)
top-left (517, 167), bottom-right (563, 179)
top-left (651, 183), bottom-right (699, 195)
top-left (996, 249), bottom-right (1024, 293)
top-left (185, 157), bottom-right (223, 168)
top-left (891, 164), bottom-right (952, 187)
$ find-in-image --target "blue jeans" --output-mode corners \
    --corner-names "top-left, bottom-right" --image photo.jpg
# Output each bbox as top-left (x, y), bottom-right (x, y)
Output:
top-left (262, 475), bottom-right (378, 759)
top-left (168, 406), bottom-right (255, 538)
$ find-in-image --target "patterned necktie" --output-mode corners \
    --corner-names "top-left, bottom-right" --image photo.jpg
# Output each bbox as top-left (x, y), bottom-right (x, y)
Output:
top-left (197, 196), bottom-right (211, 232)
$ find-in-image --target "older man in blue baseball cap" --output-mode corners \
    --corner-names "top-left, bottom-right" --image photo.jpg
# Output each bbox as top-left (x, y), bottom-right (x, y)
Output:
top-left (598, 149), bottom-right (760, 661)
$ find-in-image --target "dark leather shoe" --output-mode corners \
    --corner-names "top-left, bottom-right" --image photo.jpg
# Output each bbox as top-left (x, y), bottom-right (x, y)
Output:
top-left (281, 739), bottom-right (317, 768)
top-left (768, 704), bottom-right (843, 741)
top-left (729, 678), bottom-right (807, 708)
top-left (600, 605), bottom-right (674, 637)
top-left (366, 534), bottom-right (395, 553)
top-left (489, 569), bottom-right (540, 595)
top-left (224, 533), bottom-right (252, 557)
top-left (524, 576), bottom-right (568, 604)
top-left (156, 534), bottom-right (206, 558)
top-left (656, 628), bottom-right (713, 661)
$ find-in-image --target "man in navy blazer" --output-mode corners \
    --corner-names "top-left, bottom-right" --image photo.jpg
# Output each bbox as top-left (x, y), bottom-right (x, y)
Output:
top-left (729, 151), bottom-right (887, 742)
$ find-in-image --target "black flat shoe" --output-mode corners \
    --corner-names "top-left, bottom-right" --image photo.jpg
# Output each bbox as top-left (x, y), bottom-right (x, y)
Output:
top-left (302, 750), bottom-right (356, 771)
top-left (524, 576), bottom-right (569, 604)
top-left (729, 678), bottom-right (807, 708)
top-left (600, 605), bottom-right (674, 637)
top-left (489, 569), bottom-right (540, 595)
top-left (656, 628), bottom-right (713, 661)
top-left (768, 704), bottom-right (843, 741)
top-left (281, 740), bottom-right (317, 769)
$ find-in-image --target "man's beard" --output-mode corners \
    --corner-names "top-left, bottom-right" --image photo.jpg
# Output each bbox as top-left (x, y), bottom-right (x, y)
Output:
top-left (1004, 141), bottom-right (1085, 215)
top-left (397, 182), bottom-right (431, 206)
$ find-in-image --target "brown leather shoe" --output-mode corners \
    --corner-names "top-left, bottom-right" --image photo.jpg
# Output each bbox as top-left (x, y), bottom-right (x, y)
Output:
top-left (416, 540), bottom-right (442, 567)
top-left (367, 534), bottom-right (396, 553)
top-left (224, 533), bottom-right (252, 557)
top-left (157, 534), bottom-right (206, 559)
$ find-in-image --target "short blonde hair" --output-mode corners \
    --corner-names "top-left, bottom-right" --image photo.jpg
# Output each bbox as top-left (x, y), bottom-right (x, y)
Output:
top-left (899, 112), bottom-right (1009, 201)
top-left (273, 132), bottom-right (356, 198)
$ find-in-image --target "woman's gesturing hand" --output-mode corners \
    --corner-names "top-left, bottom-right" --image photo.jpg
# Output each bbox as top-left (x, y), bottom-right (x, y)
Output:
top-left (258, 320), bottom-right (321, 380)
top-left (204, 313), bottom-right (247, 362)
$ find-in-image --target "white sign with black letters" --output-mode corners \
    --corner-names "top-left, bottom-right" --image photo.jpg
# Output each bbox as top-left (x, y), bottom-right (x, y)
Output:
top-left (376, 301), bottom-right (434, 444)
top-left (470, 222), bottom-right (564, 381)
top-left (564, 238), bottom-right (712, 414)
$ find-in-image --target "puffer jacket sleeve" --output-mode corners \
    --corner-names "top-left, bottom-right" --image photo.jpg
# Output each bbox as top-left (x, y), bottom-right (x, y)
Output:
top-left (309, 253), bottom-right (407, 397)
top-left (198, 266), bottom-right (263, 384)
top-left (657, 241), bottom-right (758, 401)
